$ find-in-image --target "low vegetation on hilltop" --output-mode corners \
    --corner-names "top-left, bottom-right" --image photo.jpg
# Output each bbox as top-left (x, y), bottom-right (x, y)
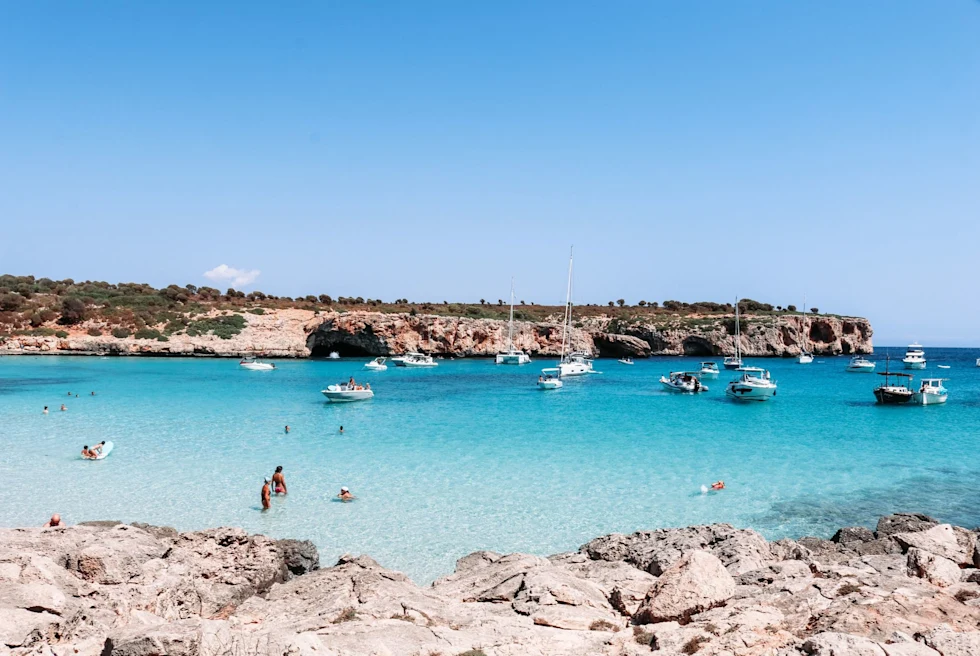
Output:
top-left (0, 273), bottom-right (831, 339)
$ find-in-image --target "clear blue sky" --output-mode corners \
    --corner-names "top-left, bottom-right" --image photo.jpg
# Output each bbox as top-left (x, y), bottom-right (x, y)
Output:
top-left (1, 2), bottom-right (978, 345)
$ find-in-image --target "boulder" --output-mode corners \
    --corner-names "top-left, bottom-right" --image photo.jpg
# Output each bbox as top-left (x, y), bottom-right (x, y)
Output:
top-left (833, 527), bottom-right (876, 544)
top-left (582, 523), bottom-right (772, 576)
top-left (894, 524), bottom-right (973, 566)
top-left (801, 632), bottom-right (887, 655)
top-left (906, 548), bottom-right (961, 588)
top-left (633, 551), bottom-right (735, 625)
top-left (919, 624), bottom-right (980, 655)
top-left (276, 538), bottom-right (320, 577)
top-left (548, 552), bottom-right (657, 616)
top-left (876, 513), bottom-right (939, 538)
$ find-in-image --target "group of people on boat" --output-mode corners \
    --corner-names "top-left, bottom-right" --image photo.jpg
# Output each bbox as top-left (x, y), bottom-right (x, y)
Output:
top-left (346, 377), bottom-right (370, 391)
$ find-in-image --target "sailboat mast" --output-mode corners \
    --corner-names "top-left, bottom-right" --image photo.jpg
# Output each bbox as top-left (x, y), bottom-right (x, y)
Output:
top-left (507, 278), bottom-right (515, 352)
top-left (559, 248), bottom-right (573, 364)
top-left (801, 293), bottom-right (807, 352)
top-left (734, 296), bottom-right (740, 360)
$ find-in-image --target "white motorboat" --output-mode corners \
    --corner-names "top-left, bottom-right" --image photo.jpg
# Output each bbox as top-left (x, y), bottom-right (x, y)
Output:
top-left (240, 357), bottom-right (275, 371)
top-left (698, 362), bottom-right (720, 378)
top-left (397, 352), bottom-right (438, 368)
top-left (660, 371), bottom-right (708, 393)
top-left (363, 357), bottom-right (388, 371)
top-left (797, 295), bottom-right (813, 364)
top-left (723, 298), bottom-right (744, 370)
top-left (496, 279), bottom-right (531, 365)
top-left (328, 351), bottom-right (340, 360)
top-left (618, 357), bottom-right (634, 365)
top-left (725, 367), bottom-right (777, 401)
top-left (912, 378), bottom-right (948, 405)
top-left (846, 355), bottom-right (876, 373)
top-left (903, 343), bottom-right (926, 370)
top-left (321, 383), bottom-right (374, 402)
top-left (537, 371), bottom-right (563, 390)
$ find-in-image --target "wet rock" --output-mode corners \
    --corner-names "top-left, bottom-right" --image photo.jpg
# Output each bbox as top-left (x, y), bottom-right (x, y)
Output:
top-left (876, 513), bottom-right (939, 538)
top-left (633, 551), bottom-right (735, 625)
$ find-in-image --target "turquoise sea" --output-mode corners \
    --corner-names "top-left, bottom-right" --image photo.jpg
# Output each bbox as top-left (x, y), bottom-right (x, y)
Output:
top-left (2, 350), bottom-right (979, 582)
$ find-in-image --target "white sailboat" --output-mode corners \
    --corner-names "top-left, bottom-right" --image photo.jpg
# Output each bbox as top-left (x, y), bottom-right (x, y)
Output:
top-left (496, 279), bottom-right (531, 365)
top-left (797, 294), bottom-right (813, 364)
top-left (723, 298), bottom-right (743, 370)
top-left (548, 248), bottom-right (594, 377)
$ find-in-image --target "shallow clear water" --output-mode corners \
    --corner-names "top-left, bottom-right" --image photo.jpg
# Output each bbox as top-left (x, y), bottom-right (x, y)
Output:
top-left (2, 350), bottom-right (979, 582)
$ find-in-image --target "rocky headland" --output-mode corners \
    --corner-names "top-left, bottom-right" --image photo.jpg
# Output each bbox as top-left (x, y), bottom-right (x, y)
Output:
top-left (0, 309), bottom-right (873, 359)
top-left (2, 513), bottom-right (978, 656)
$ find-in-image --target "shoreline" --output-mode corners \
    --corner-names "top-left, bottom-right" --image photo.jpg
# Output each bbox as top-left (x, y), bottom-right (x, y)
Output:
top-left (4, 513), bottom-right (979, 655)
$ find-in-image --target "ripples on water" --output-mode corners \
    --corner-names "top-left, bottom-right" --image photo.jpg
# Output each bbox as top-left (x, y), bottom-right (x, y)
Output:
top-left (1, 350), bottom-right (978, 582)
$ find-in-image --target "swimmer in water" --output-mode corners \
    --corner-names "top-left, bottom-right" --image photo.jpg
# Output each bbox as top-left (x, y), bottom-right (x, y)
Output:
top-left (43, 514), bottom-right (61, 528)
top-left (337, 486), bottom-right (355, 501)
top-left (43, 406), bottom-right (49, 414)
top-left (272, 466), bottom-right (287, 495)
top-left (91, 391), bottom-right (96, 396)
top-left (261, 479), bottom-right (271, 510)
top-left (60, 404), bottom-right (67, 411)
top-left (339, 425), bottom-right (344, 434)
top-left (284, 425), bottom-right (290, 434)
top-left (711, 481), bottom-right (725, 490)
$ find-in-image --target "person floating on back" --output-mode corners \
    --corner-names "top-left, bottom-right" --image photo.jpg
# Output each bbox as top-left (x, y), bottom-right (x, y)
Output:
top-left (273, 466), bottom-right (287, 495)
top-left (711, 481), bottom-right (725, 490)
top-left (261, 479), bottom-right (271, 510)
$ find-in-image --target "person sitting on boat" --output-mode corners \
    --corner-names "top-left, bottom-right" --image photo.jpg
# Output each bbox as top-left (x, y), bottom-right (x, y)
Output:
top-left (711, 481), bottom-right (725, 490)
top-left (81, 445), bottom-right (97, 459)
top-left (338, 486), bottom-right (355, 501)
top-left (348, 376), bottom-right (356, 388)
top-left (91, 441), bottom-right (105, 455)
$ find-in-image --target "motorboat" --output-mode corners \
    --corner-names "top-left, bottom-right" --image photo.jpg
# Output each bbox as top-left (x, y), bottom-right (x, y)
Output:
top-left (363, 357), bottom-right (388, 371)
top-left (912, 378), bottom-right (948, 405)
top-left (797, 295), bottom-right (813, 364)
top-left (660, 371), bottom-right (708, 393)
top-left (240, 357), bottom-right (275, 371)
top-left (846, 356), bottom-right (876, 373)
top-left (618, 357), bottom-right (634, 365)
top-left (698, 362), bottom-right (720, 378)
top-left (537, 372), bottom-right (563, 390)
top-left (558, 352), bottom-right (595, 376)
top-left (873, 358), bottom-right (914, 404)
top-left (902, 343), bottom-right (926, 370)
top-left (724, 298), bottom-right (744, 369)
top-left (397, 352), bottom-right (438, 368)
top-left (496, 279), bottom-right (531, 365)
top-left (725, 367), bottom-right (777, 401)
top-left (328, 351), bottom-right (340, 360)
top-left (321, 383), bottom-right (374, 402)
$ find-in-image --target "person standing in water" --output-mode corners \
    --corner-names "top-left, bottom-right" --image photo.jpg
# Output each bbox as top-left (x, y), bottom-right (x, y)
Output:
top-left (261, 479), bottom-right (271, 510)
top-left (337, 486), bottom-right (355, 501)
top-left (284, 425), bottom-right (290, 434)
top-left (272, 466), bottom-right (287, 495)
top-left (43, 406), bottom-right (48, 414)
top-left (43, 514), bottom-right (61, 528)
top-left (339, 425), bottom-right (344, 434)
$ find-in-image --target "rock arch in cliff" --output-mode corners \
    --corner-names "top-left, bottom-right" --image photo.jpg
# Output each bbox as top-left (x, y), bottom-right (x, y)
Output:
top-left (808, 320), bottom-right (837, 345)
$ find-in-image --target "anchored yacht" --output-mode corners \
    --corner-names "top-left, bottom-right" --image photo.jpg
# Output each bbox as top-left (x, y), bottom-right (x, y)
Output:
top-left (903, 344), bottom-right (926, 370)
top-left (725, 367), bottom-right (777, 401)
top-left (496, 279), bottom-right (531, 365)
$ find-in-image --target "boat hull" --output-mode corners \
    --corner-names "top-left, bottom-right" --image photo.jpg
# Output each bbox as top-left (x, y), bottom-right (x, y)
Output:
top-left (698, 370), bottom-right (719, 378)
top-left (537, 380), bottom-right (563, 390)
top-left (559, 362), bottom-right (593, 376)
top-left (725, 383), bottom-right (776, 401)
top-left (874, 388), bottom-right (913, 404)
top-left (912, 392), bottom-right (947, 405)
top-left (363, 364), bottom-right (387, 371)
top-left (240, 363), bottom-right (274, 370)
top-left (400, 361), bottom-right (438, 368)
top-left (496, 353), bottom-right (531, 365)
top-left (903, 360), bottom-right (926, 370)
top-left (322, 387), bottom-right (374, 402)
top-left (846, 364), bottom-right (876, 373)
top-left (723, 361), bottom-right (742, 370)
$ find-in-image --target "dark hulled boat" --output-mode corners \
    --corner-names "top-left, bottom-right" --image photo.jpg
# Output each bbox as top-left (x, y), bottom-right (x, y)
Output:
top-left (873, 356), bottom-right (914, 404)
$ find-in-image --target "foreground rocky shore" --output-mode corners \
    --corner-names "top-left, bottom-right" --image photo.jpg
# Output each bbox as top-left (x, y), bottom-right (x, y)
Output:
top-left (3, 513), bottom-right (978, 655)
top-left (0, 309), bottom-right (873, 359)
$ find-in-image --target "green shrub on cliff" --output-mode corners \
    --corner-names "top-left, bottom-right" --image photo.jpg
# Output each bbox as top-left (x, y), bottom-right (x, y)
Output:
top-left (135, 328), bottom-right (162, 340)
top-left (185, 314), bottom-right (245, 339)
top-left (111, 327), bottom-right (131, 338)
top-left (87, 327), bottom-right (102, 336)
top-left (55, 330), bottom-right (69, 338)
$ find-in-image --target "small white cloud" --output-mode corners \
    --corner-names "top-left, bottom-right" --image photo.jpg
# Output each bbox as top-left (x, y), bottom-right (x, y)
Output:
top-left (203, 264), bottom-right (261, 287)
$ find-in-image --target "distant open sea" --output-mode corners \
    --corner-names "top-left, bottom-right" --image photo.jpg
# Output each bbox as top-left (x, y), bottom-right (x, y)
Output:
top-left (2, 349), bottom-right (979, 582)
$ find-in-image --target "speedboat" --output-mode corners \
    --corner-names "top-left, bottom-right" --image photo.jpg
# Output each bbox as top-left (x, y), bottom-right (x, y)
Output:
top-left (363, 357), bottom-right (388, 371)
top-left (618, 357), bottom-right (634, 365)
top-left (725, 367), bottom-right (777, 401)
top-left (912, 378), bottom-right (948, 405)
top-left (660, 371), bottom-right (708, 393)
top-left (397, 352), bottom-right (438, 368)
top-left (240, 357), bottom-right (275, 371)
top-left (798, 351), bottom-right (814, 364)
top-left (537, 372), bottom-right (563, 390)
top-left (902, 343), bottom-right (926, 370)
top-left (321, 383), bottom-right (374, 402)
top-left (698, 362), bottom-right (720, 378)
top-left (846, 356), bottom-right (876, 373)
top-left (328, 351), bottom-right (340, 360)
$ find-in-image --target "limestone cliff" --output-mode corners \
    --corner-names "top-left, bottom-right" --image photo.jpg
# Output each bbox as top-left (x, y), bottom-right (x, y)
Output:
top-left (0, 309), bottom-right (872, 358)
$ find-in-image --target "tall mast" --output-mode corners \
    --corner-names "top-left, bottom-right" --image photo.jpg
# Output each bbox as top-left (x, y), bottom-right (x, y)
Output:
top-left (507, 278), bottom-right (515, 352)
top-left (801, 293), bottom-right (808, 352)
top-left (559, 247), bottom-right (573, 364)
top-left (734, 296), bottom-right (740, 360)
